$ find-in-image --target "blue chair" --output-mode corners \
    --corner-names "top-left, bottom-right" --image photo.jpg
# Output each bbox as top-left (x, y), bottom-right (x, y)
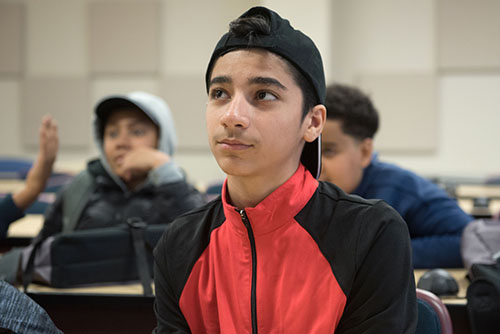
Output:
top-left (416, 288), bottom-right (453, 334)
top-left (0, 158), bottom-right (33, 179)
top-left (204, 179), bottom-right (224, 202)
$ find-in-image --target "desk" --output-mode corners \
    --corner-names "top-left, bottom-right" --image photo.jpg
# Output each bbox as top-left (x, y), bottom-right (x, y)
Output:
top-left (0, 215), bottom-right (43, 252)
top-left (0, 179), bottom-right (25, 193)
top-left (21, 271), bottom-right (473, 334)
top-left (455, 184), bottom-right (500, 218)
top-left (458, 198), bottom-right (500, 218)
top-left (28, 292), bottom-right (155, 334)
top-left (7, 214), bottom-right (43, 238)
top-left (25, 283), bottom-right (156, 334)
top-left (415, 269), bottom-right (470, 334)
top-left (455, 184), bottom-right (500, 199)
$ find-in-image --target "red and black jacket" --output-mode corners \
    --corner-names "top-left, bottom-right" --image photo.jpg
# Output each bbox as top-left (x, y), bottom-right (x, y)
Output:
top-left (153, 165), bottom-right (417, 333)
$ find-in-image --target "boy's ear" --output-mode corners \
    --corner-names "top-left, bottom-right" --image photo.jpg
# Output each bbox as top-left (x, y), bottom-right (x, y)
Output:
top-left (303, 104), bottom-right (326, 143)
top-left (360, 138), bottom-right (374, 168)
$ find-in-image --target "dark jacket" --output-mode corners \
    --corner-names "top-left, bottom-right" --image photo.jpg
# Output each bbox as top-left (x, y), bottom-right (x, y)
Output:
top-left (38, 159), bottom-right (204, 239)
top-left (0, 194), bottom-right (24, 239)
top-left (153, 165), bottom-right (417, 334)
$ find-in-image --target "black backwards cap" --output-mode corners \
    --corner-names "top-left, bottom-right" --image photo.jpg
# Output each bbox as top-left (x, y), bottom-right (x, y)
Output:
top-left (205, 6), bottom-right (325, 179)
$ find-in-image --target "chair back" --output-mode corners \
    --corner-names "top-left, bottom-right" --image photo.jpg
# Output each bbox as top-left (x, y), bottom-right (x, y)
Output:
top-left (416, 288), bottom-right (453, 334)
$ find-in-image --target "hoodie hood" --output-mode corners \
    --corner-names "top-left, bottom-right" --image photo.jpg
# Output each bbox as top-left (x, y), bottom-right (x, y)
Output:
top-left (93, 91), bottom-right (178, 190)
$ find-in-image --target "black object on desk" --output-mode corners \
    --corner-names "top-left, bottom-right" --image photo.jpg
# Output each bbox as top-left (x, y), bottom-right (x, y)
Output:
top-left (417, 268), bottom-right (460, 297)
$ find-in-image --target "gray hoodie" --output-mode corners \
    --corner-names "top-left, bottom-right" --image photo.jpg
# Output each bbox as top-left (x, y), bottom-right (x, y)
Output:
top-left (93, 91), bottom-right (184, 192)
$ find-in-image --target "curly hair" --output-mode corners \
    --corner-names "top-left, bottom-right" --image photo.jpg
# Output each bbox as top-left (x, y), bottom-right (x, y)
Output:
top-left (325, 84), bottom-right (379, 140)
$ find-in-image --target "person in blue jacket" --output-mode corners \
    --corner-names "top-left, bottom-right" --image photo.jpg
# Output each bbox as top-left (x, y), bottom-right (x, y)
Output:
top-left (320, 83), bottom-right (473, 268)
top-left (0, 115), bottom-right (58, 239)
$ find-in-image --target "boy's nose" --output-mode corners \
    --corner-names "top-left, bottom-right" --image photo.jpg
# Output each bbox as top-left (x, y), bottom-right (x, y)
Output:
top-left (220, 94), bottom-right (250, 129)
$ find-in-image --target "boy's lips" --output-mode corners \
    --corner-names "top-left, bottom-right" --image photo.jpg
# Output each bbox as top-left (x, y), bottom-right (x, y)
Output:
top-left (114, 155), bottom-right (125, 165)
top-left (218, 138), bottom-right (252, 150)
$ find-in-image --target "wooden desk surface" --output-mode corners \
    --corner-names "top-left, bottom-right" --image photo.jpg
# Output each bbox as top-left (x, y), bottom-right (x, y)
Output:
top-left (0, 179), bottom-right (25, 193)
top-left (455, 184), bottom-right (500, 199)
top-left (7, 214), bottom-right (43, 238)
top-left (25, 282), bottom-right (152, 295)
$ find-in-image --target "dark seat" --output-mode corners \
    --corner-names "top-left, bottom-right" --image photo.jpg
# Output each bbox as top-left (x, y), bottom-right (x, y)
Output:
top-left (416, 288), bottom-right (453, 334)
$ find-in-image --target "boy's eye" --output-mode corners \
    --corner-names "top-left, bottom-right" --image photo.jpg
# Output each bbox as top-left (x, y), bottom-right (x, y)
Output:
top-left (131, 127), bottom-right (146, 136)
top-left (322, 147), bottom-right (337, 157)
top-left (256, 91), bottom-right (276, 101)
top-left (211, 89), bottom-right (228, 100)
top-left (105, 129), bottom-right (118, 138)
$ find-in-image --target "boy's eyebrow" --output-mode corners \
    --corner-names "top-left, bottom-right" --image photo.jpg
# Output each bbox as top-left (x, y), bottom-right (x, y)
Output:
top-left (249, 77), bottom-right (287, 90)
top-left (208, 75), bottom-right (287, 91)
top-left (321, 141), bottom-right (338, 147)
top-left (105, 118), bottom-right (150, 128)
top-left (209, 76), bottom-right (231, 87)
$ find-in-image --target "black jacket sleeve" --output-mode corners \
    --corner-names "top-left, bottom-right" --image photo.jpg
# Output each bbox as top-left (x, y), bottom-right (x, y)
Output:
top-left (335, 201), bottom-right (417, 333)
top-left (152, 226), bottom-right (191, 334)
top-left (152, 180), bottom-right (205, 225)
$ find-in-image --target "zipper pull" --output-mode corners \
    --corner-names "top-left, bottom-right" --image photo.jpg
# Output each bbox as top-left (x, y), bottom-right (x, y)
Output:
top-left (238, 209), bottom-right (250, 226)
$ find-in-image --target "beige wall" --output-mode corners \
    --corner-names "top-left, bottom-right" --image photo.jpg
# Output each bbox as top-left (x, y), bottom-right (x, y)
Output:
top-left (0, 0), bottom-right (499, 186)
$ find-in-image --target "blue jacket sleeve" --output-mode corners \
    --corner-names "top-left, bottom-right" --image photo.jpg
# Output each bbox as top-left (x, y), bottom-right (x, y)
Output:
top-left (355, 159), bottom-right (473, 268)
top-left (0, 194), bottom-right (25, 239)
top-left (408, 193), bottom-right (472, 268)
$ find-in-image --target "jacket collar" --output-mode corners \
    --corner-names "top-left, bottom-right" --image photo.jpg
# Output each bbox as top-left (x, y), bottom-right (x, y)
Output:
top-left (353, 152), bottom-right (378, 196)
top-left (221, 164), bottom-right (318, 236)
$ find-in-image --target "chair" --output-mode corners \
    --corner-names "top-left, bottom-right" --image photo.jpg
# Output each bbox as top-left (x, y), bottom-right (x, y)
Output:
top-left (203, 179), bottom-right (224, 202)
top-left (0, 158), bottom-right (33, 179)
top-left (416, 288), bottom-right (453, 334)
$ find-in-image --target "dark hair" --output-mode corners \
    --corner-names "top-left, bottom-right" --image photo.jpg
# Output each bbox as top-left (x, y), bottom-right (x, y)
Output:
top-left (325, 83), bottom-right (379, 140)
top-left (227, 14), bottom-right (317, 119)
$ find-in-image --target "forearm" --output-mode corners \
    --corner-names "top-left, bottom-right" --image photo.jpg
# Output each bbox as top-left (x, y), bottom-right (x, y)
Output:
top-left (12, 184), bottom-right (42, 211)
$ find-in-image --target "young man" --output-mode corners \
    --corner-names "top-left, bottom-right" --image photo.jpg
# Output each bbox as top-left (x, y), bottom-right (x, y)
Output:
top-left (0, 115), bottom-right (58, 239)
top-left (320, 83), bottom-right (473, 268)
top-left (0, 92), bottom-right (204, 283)
top-left (153, 7), bottom-right (416, 333)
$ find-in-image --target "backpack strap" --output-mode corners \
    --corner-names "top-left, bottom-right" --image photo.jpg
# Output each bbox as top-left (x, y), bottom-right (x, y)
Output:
top-left (126, 217), bottom-right (154, 296)
top-left (22, 237), bottom-right (44, 292)
top-left (62, 170), bottom-right (94, 232)
top-left (20, 171), bottom-right (93, 290)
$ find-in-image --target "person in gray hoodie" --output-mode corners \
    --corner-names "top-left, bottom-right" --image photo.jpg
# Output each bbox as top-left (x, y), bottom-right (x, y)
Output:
top-left (38, 91), bottom-right (205, 236)
top-left (0, 92), bottom-right (205, 285)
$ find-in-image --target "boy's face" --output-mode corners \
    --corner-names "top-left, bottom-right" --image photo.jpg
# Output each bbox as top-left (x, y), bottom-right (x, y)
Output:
top-left (206, 49), bottom-right (313, 181)
top-left (103, 108), bottom-right (158, 176)
top-left (320, 119), bottom-right (372, 193)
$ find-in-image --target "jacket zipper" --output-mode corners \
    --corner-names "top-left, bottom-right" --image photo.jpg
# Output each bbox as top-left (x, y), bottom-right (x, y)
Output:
top-left (239, 209), bottom-right (258, 334)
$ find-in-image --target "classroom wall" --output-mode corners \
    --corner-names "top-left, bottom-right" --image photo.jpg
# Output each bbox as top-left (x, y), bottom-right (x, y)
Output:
top-left (0, 0), bottom-right (499, 186)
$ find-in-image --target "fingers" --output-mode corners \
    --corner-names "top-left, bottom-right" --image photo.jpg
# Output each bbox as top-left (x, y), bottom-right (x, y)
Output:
top-left (39, 114), bottom-right (59, 164)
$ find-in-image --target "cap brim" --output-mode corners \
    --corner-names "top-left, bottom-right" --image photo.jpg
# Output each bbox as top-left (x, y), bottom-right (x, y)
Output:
top-left (96, 97), bottom-right (142, 120)
top-left (301, 135), bottom-right (321, 179)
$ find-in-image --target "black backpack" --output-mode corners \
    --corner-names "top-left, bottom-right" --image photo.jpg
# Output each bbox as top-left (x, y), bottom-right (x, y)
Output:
top-left (461, 219), bottom-right (500, 334)
top-left (466, 260), bottom-right (500, 334)
top-left (20, 218), bottom-right (164, 296)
